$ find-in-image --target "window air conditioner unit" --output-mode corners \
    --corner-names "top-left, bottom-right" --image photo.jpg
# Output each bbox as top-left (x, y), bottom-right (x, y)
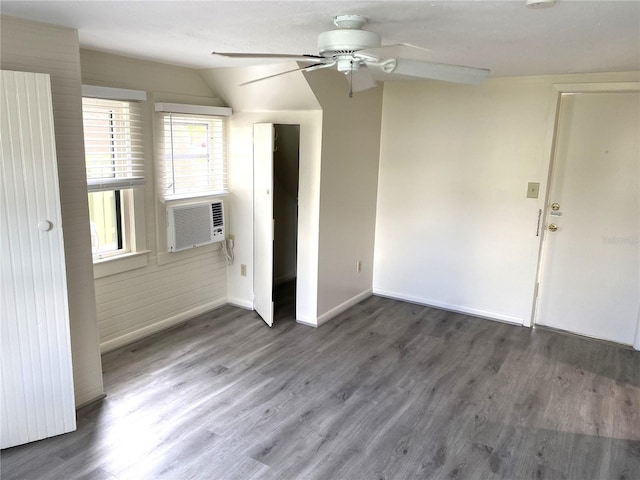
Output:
top-left (167, 200), bottom-right (225, 252)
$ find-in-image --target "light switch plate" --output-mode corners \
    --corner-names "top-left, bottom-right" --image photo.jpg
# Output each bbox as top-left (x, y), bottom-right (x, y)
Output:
top-left (527, 182), bottom-right (540, 199)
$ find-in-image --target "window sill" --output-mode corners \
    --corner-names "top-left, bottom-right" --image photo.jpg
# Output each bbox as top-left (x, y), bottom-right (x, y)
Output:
top-left (162, 191), bottom-right (229, 203)
top-left (93, 250), bottom-right (151, 279)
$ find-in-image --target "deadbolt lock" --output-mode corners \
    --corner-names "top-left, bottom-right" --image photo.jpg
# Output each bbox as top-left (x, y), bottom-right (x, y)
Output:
top-left (548, 223), bottom-right (558, 232)
top-left (551, 203), bottom-right (560, 211)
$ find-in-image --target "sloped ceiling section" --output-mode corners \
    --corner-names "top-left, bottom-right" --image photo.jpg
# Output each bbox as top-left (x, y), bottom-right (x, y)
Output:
top-left (199, 64), bottom-right (321, 112)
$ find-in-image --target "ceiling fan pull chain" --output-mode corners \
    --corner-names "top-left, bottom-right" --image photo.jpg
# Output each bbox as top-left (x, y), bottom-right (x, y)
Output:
top-left (349, 60), bottom-right (354, 98)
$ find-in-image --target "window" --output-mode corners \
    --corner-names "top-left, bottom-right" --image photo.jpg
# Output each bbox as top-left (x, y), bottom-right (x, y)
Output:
top-left (88, 189), bottom-right (122, 255)
top-left (82, 87), bottom-right (146, 264)
top-left (156, 104), bottom-right (231, 200)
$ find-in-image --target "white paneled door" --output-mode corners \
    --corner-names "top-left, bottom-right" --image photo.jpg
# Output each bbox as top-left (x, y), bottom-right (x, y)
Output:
top-left (253, 123), bottom-right (275, 327)
top-left (535, 90), bottom-right (640, 347)
top-left (1, 70), bottom-right (77, 448)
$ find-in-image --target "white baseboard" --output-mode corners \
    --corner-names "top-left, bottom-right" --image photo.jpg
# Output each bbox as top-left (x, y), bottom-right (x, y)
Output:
top-left (100, 298), bottom-right (228, 353)
top-left (227, 297), bottom-right (254, 310)
top-left (76, 393), bottom-right (107, 410)
top-left (373, 288), bottom-right (523, 326)
top-left (296, 316), bottom-right (319, 328)
top-left (73, 382), bottom-right (105, 410)
top-left (311, 289), bottom-right (373, 327)
top-left (296, 290), bottom-right (372, 328)
top-left (634, 311), bottom-right (640, 351)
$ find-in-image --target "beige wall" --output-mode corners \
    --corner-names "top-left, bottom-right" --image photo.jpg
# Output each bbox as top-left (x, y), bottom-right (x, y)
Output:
top-left (202, 65), bottom-right (383, 325)
top-left (200, 65), bottom-right (322, 321)
top-left (374, 72), bottom-right (640, 326)
top-left (204, 63), bottom-right (323, 112)
top-left (0, 16), bottom-right (104, 406)
top-left (80, 49), bottom-right (229, 351)
top-left (305, 69), bottom-right (383, 323)
top-left (199, 66), bottom-right (323, 321)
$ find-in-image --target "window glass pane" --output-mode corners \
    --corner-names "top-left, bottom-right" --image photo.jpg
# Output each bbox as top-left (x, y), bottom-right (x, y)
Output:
top-left (171, 120), bottom-right (212, 195)
top-left (158, 112), bottom-right (227, 199)
top-left (88, 191), bottom-right (122, 255)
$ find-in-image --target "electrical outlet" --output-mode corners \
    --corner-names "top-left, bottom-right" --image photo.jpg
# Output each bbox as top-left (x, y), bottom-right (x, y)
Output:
top-left (229, 234), bottom-right (235, 242)
top-left (240, 264), bottom-right (247, 277)
top-left (356, 260), bottom-right (362, 273)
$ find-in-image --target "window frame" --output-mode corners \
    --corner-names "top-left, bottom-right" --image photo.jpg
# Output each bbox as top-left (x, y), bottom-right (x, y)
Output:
top-left (155, 103), bottom-right (232, 201)
top-left (82, 85), bottom-right (150, 277)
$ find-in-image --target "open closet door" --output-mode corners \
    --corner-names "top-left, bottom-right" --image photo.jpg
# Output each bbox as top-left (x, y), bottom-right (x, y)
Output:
top-left (253, 123), bottom-right (274, 327)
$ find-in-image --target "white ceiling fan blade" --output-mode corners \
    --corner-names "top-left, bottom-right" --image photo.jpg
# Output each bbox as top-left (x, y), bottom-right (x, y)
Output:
top-left (303, 62), bottom-right (336, 73)
top-left (357, 43), bottom-right (432, 62)
top-left (240, 62), bottom-right (333, 87)
top-left (391, 58), bottom-right (490, 85)
top-left (212, 52), bottom-right (324, 62)
top-left (349, 67), bottom-right (378, 93)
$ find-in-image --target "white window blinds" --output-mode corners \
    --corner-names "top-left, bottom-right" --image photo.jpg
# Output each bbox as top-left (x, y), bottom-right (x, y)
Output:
top-left (157, 112), bottom-right (228, 199)
top-left (82, 97), bottom-right (145, 192)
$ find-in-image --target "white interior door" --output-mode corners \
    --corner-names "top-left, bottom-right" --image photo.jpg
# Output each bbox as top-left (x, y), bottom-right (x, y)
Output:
top-left (535, 91), bottom-right (640, 346)
top-left (253, 123), bottom-right (275, 327)
top-left (1, 70), bottom-right (77, 448)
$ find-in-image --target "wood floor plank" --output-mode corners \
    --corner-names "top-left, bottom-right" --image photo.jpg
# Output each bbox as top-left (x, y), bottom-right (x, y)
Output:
top-left (2, 291), bottom-right (639, 479)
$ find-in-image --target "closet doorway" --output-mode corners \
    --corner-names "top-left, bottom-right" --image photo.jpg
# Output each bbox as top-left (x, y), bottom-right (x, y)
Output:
top-left (253, 123), bottom-right (300, 327)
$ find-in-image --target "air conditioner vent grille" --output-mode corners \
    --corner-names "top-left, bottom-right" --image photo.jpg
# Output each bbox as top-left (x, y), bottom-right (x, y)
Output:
top-left (167, 200), bottom-right (225, 252)
top-left (211, 202), bottom-right (224, 227)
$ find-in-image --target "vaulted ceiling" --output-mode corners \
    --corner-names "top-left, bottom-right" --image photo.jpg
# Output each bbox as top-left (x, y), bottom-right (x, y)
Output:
top-left (2, 1), bottom-right (639, 78)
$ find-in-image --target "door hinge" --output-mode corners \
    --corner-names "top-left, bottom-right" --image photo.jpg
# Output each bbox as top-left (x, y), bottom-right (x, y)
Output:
top-left (535, 282), bottom-right (540, 298)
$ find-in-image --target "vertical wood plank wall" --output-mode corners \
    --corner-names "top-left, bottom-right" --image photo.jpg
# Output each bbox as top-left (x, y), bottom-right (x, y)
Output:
top-left (1, 71), bottom-right (77, 448)
top-left (0, 16), bottom-right (105, 406)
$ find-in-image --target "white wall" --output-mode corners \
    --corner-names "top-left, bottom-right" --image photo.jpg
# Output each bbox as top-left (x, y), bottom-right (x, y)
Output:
top-left (0, 16), bottom-right (104, 406)
top-left (305, 69), bottom-right (383, 323)
top-left (80, 49), bottom-right (229, 352)
top-left (202, 65), bottom-right (383, 326)
top-left (374, 72), bottom-right (640, 326)
top-left (205, 63), bottom-right (322, 112)
top-left (199, 65), bottom-right (323, 322)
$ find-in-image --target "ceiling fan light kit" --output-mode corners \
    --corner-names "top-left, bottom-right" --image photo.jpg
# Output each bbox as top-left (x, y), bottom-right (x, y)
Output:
top-left (213, 14), bottom-right (490, 96)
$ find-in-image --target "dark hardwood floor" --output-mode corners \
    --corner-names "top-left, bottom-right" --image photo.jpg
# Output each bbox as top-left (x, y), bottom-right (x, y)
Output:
top-left (2, 294), bottom-right (639, 480)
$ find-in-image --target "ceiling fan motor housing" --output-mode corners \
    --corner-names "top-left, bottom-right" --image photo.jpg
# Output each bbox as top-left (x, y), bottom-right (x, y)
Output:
top-left (318, 29), bottom-right (381, 72)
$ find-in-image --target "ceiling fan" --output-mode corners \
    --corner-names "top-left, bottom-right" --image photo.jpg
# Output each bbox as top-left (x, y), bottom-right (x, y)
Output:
top-left (212, 14), bottom-right (490, 96)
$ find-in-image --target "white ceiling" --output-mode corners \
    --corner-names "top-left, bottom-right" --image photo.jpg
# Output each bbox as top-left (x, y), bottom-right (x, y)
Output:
top-left (2, 0), bottom-right (639, 77)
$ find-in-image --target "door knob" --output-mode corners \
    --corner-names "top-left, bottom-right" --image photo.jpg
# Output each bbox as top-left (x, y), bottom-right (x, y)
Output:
top-left (548, 223), bottom-right (558, 232)
top-left (38, 220), bottom-right (53, 231)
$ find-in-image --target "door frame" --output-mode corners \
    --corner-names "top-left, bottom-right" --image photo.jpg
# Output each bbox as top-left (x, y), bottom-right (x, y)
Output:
top-left (530, 81), bottom-right (640, 350)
